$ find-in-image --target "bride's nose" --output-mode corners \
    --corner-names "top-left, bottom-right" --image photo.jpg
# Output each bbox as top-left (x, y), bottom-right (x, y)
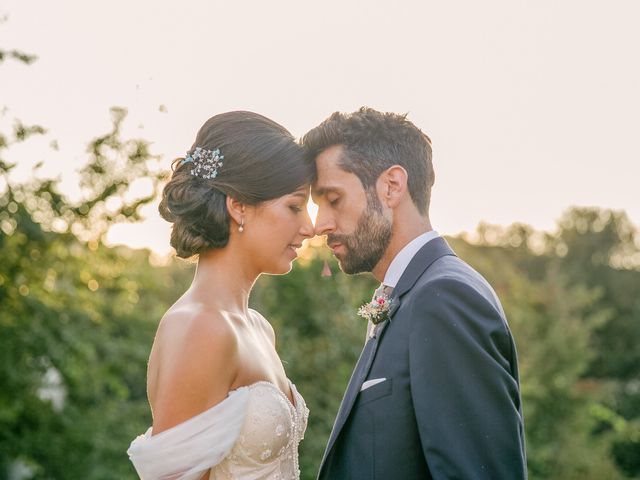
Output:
top-left (299, 214), bottom-right (314, 238)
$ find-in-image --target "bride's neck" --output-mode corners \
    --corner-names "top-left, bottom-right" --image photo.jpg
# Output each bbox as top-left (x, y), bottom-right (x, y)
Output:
top-left (189, 246), bottom-right (259, 314)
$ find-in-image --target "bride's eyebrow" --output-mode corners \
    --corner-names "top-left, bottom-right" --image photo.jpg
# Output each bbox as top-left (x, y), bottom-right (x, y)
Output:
top-left (289, 191), bottom-right (308, 200)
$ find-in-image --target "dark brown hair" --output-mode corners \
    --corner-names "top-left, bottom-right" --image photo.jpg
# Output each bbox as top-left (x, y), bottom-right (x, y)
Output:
top-left (159, 111), bottom-right (313, 258)
top-left (302, 107), bottom-right (434, 214)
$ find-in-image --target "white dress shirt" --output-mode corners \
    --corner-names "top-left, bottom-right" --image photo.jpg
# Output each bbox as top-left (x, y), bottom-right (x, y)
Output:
top-left (383, 230), bottom-right (440, 288)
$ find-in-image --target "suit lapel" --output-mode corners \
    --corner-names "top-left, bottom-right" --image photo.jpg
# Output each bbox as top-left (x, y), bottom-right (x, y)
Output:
top-left (350, 239), bottom-right (456, 410)
top-left (361, 236), bottom-right (457, 347)
top-left (319, 236), bottom-right (457, 476)
top-left (392, 236), bottom-right (456, 299)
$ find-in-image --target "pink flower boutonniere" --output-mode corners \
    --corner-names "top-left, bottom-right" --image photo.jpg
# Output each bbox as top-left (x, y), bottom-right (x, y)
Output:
top-left (358, 293), bottom-right (392, 325)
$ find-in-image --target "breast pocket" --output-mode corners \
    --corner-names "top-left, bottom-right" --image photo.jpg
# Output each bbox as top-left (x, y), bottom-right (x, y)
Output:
top-left (357, 378), bottom-right (393, 406)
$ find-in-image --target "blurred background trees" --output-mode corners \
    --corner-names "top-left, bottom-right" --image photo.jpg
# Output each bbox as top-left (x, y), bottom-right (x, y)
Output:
top-left (2, 34), bottom-right (639, 480)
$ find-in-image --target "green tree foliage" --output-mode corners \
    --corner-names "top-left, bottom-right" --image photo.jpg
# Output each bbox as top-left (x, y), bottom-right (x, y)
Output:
top-left (553, 208), bottom-right (640, 476)
top-left (0, 100), bottom-right (183, 477)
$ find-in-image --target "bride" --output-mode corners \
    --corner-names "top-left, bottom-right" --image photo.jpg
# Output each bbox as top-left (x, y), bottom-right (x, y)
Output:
top-left (128, 111), bottom-right (314, 479)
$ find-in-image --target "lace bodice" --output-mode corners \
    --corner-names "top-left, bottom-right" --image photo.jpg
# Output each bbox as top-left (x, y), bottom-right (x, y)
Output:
top-left (209, 381), bottom-right (308, 479)
top-left (128, 380), bottom-right (308, 480)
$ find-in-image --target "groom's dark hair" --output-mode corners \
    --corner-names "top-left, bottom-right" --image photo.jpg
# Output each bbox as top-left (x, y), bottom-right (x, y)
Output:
top-left (302, 107), bottom-right (434, 214)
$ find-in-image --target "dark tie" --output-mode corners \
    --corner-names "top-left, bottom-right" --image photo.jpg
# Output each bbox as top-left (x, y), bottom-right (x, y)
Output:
top-left (372, 283), bottom-right (394, 300)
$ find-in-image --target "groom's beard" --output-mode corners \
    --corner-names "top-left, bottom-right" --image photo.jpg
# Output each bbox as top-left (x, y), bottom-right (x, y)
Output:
top-left (328, 199), bottom-right (392, 274)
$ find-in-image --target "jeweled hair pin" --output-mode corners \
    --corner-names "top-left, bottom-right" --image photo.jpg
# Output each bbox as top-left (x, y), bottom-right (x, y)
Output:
top-left (180, 147), bottom-right (224, 180)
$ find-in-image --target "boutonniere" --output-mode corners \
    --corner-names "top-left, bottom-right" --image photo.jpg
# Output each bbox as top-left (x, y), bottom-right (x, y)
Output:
top-left (358, 293), bottom-right (392, 325)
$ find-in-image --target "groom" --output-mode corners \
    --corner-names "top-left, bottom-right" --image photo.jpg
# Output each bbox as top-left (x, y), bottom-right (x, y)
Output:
top-left (303, 108), bottom-right (527, 479)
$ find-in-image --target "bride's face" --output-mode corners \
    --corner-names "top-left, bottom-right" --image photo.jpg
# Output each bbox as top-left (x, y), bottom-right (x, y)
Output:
top-left (241, 186), bottom-right (314, 275)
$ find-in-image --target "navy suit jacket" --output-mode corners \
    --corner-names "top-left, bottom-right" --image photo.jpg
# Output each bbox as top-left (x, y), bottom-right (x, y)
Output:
top-left (318, 237), bottom-right (527, 479)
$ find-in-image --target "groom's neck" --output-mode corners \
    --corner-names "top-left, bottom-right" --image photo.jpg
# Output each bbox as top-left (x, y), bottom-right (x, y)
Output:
top-left (371, 214), bottom-right (433, 283)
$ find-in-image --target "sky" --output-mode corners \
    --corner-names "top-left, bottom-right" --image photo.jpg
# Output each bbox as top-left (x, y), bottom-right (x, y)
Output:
top-left (2, 0), bottom-right (639, 254)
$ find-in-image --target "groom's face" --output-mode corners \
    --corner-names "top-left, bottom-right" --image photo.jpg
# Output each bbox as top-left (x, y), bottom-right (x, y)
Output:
top-left (312, 145), bottom-right (392, 274)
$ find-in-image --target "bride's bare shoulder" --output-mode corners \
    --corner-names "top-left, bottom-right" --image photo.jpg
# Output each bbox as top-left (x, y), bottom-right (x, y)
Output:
top-left (159, 304), bottom-right (237, 343)
top-left (149, 305), bottom-right (239, 434)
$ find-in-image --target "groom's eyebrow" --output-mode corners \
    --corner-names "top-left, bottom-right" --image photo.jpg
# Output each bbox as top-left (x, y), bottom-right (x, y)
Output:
top-left (313, 186), bottom-right (340, 197)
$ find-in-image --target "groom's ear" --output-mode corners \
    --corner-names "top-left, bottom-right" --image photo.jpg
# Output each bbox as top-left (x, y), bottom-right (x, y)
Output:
top-left (226, 196), bottom-right (246, 226)
top-left (377, 165), bottom-right (408, 209)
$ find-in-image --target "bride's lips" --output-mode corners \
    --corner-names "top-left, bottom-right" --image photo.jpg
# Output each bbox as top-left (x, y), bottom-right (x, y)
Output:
top-left (287, 244), bottom-right (302, 257)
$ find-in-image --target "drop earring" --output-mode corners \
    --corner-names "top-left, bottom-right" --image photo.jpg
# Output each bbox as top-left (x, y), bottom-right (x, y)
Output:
top-left (238, 218), bottom-right (244, 233)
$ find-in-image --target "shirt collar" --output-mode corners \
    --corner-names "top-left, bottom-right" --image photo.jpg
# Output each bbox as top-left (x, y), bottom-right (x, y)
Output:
top-left (383, 231), bottom-right (440, 288)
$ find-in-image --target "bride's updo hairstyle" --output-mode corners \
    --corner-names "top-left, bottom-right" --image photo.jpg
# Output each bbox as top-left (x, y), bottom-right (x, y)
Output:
top-left (159, 111), bottom-right (312, 258)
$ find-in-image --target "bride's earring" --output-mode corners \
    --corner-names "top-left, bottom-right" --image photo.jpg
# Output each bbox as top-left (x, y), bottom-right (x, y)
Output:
top-left (238, 218), bottom-right (244, 233)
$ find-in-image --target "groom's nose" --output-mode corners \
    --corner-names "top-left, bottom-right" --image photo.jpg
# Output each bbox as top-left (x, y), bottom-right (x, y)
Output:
top-left (314, 208), bottom-right (336, 236)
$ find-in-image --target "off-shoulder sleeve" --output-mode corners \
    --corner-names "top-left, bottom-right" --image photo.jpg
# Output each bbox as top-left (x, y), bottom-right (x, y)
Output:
top-left (128, 388), bottom-right (250, 480)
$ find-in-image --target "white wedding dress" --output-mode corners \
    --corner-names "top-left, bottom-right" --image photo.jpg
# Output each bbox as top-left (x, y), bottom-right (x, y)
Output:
top-left (128, 381), bottom-right (309, 480)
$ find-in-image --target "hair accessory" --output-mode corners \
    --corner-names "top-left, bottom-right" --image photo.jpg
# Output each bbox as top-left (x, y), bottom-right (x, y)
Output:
top-left (180, 147), bottom-right (224, 180)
